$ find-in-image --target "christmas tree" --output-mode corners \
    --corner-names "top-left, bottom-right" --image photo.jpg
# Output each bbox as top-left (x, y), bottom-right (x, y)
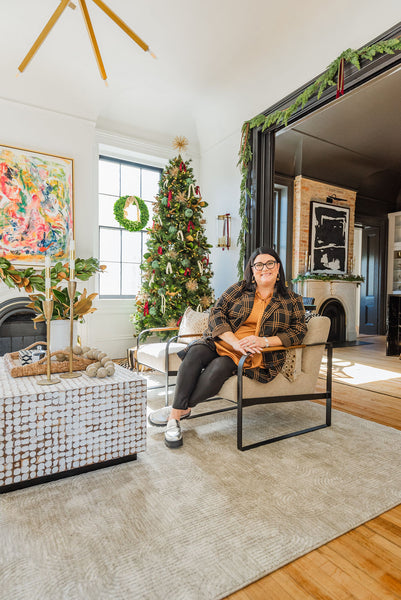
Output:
top-left (132, 137), bottom-right (214, 335)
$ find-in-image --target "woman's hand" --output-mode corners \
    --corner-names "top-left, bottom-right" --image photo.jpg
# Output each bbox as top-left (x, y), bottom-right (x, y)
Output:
top-left (238, 335), bottom-right (265, 354)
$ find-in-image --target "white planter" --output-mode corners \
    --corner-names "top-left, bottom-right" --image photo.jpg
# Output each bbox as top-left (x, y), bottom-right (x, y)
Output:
top-left (50, 320), bottom-right (77, 353)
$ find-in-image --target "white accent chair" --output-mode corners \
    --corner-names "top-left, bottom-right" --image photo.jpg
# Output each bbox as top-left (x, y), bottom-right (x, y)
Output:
top-left (189, 315), bottom-right (332, 450)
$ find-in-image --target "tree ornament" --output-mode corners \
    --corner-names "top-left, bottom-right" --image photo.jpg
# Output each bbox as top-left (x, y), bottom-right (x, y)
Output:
top-left (166, 262), bottom-right (173, 274)
top-left (149, 307), bottom-right (157, 316)
top-left (113, 195), bottom-right (149, 232)
top-left (200, 294), bottom-right (213, 308)
top-left (184, 268), bottom-right (191, 276)
top-left (186, 279), bottom-right (198, 292)
top-left (143, 301), bottom-right (149, 316)
top-left (182, 259), bottom-right (190, 268)
top-left (170, 166), bottom-right (179, 177)
top-left (168, 225), bottom-right (176, 234)
top-left (161, 197), bottom-right (168, 206)
top-left (185, 209), bottom-right (193, 218)
top-left (187, 221), bottom-right (195, 232)
top-left (157, 246), bottom-right (163, 255)
top-left (187, 183), bottom-right (196, 198)
top-left (167, 190), bottom-right (172, 207)
top-left (177, 230), bottom-right (184, 241)
top-left (176, 191), bottom-right (187, 203)
top-left (152, 260), bottom-right (159, 268)
top-left (172, 136), bottom-right (189, 153)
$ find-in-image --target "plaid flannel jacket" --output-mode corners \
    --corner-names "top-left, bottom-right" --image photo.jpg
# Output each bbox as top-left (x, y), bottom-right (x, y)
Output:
top-left (187, 280), bottom-right (307, 383)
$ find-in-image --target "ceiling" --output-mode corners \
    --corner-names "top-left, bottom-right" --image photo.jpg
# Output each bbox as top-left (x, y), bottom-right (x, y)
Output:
top-left (275, 65), bottom-right (401, 207)
top-left (1, 1), bottom-right (400, 153)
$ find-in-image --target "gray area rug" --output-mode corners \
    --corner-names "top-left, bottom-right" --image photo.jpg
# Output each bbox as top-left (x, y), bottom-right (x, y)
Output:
top-left (1, 389), bottom-right (401, 600)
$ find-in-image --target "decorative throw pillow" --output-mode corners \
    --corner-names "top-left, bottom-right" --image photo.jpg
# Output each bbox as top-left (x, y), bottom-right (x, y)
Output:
top-left (280, 348), bottom-right (303, 382)
top-left (178, 307), bottom-right (209, 344)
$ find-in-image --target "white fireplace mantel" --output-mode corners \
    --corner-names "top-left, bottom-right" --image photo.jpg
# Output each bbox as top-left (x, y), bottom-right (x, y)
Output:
top-left (299, 279), bottom-right (359, 342)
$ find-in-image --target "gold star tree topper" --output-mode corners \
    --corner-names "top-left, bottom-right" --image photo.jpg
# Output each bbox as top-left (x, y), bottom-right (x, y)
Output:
top-left (172, 136), bottom-right (189, 153)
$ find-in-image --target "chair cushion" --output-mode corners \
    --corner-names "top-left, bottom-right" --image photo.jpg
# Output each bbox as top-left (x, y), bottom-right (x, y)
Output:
top-left (178, 307), bottom-right (209, 343)
top-left (137, 342), bottom-right (187, 373)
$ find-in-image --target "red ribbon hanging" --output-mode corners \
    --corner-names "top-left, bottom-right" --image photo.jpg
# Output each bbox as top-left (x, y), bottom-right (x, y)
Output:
top-left (187, 220), bottom-right (195, 232)
top-left (179, 162), bottom-right (187, 172)
top-left (158, 246), bottom-right (163, 255)
top-left (336, 58), bottom-right (345, 99)
top-left (195, 186), bottom-right (200, 195)
top-left (167, 190), bottom-right (172, 207)
top-left (184, 268), bottom-right (191, 276)
top-left (202, 255), bottom-right (209, 266)
top-left (143, 301), bottom-right (149, 316)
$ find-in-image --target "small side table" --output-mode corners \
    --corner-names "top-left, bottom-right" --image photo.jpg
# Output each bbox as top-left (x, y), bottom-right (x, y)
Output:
top-left (0, 360), bottom-right (147, 493)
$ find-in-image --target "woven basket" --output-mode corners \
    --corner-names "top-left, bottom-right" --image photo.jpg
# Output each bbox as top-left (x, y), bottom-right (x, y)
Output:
top-left (4, 341), bottom-right (95, 378)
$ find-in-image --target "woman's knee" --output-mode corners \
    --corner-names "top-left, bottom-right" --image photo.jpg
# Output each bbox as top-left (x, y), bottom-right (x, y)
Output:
top-left (206, 356), bottom-right (236, 379)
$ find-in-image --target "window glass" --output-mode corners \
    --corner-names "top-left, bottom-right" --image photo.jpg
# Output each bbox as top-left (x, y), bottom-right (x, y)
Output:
top-left (142, 168), bottom-right (160, 202)
top-left (99, 194), bottom-right (119, 227)
top-left (99, 261), bottom-right (121, 296)
top-left (99, 228), bottom-right (121, 262)
top-left (122, 229), bottom-right (142, 262)
top-left (122, 263), bottom-right (141, 295)
top-left (121, 164), bottom-right (141, 196)
top-left (99, 159), bottom-right (119, 195)
top-left (98, 156), bottom-right (161, 297)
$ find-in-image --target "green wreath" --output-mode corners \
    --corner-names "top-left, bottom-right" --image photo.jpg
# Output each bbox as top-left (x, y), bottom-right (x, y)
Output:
top-left (113, 195), bottom-right (149, 232)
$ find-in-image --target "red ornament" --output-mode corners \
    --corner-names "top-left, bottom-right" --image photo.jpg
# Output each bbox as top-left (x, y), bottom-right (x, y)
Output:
top-left (167, 190), bottom-right (172, 207)
top-left (179, 161), bottom-right (187, 172)
top-left (184, 268), bottom-right (191, 276)
top-left (187, 220), bottom-right (195, 232)
top-left (195, 186), bottom-right (200, 195)
top-left (177, 316), bottom-right (182, 326)
top-left (143, 301), bottom-right (149, 316)
top-left (158, 246), bottom-right (163, 255)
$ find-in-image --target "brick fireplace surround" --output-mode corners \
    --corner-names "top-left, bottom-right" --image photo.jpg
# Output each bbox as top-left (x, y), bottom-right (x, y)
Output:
top-left (292, 176), bottom-right (358, 342)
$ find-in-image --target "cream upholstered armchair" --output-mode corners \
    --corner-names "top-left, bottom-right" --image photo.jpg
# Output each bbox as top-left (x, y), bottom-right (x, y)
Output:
top-left (128, 308), bottom-right (209, 405)
top-left (188, 315), bottom-right (332, 451)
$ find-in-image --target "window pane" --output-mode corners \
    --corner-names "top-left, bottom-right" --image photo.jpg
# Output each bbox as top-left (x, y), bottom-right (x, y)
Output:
top-left (99, 194), bottom-right (120, 227)
top-left (121, 164), bottom-right (140, 196)
top-left (142, 169), bottom-right (160, 202)
top-left (122, 263), bottom-right (141, 295)
top-left (122, 230), bottom-right (142, 263)
top-left (99, 228), bottom-right (121, 262)
top-left (99, 160), bottom-right (120, 196)
top-left (99, 262), bottom-right (121, 296)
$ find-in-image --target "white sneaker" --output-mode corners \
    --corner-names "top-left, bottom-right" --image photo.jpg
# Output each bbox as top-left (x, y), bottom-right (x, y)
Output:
top-left (148, 406), bottom-right (191, 427)
top-left (165, 419), bottom-right (183, 448)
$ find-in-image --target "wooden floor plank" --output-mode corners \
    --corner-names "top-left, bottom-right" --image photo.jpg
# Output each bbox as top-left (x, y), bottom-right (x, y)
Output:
top-left (226, 337), bottom-right (401, 600)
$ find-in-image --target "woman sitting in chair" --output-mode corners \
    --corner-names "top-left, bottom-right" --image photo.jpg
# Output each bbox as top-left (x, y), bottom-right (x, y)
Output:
top-left (149, 247), bottom-right (307, 448)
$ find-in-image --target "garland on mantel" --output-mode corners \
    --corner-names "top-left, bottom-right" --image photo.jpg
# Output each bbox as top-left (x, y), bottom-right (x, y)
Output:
top-left (236, 37), bottom-right (401, 279)
top-left (292, 273), bottom-right (364, 285)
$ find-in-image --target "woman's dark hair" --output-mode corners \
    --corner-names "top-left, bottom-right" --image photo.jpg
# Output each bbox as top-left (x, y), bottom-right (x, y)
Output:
top-left (243, 247), bottom-right (287, 295)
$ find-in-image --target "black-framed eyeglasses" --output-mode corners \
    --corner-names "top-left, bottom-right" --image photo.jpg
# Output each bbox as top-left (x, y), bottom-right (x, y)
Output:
top-left (252, 260), bottom-right (277, 271)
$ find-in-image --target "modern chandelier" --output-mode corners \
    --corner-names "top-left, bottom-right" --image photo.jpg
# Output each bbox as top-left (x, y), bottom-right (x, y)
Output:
top-left (18, 0), bottom-right (155, 83)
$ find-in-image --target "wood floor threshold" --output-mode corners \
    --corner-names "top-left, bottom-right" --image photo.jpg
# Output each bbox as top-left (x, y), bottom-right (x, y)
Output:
top-left (226, 338), bottom-right (401, 599)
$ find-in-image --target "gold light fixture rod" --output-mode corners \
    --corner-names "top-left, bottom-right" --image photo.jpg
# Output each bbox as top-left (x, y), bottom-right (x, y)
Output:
top-left (18, 0), bottom-right (71, 73)
top-left (78, 0), bottom-right (107, 80)
top-left (91, 0), bottom-right (149, 52)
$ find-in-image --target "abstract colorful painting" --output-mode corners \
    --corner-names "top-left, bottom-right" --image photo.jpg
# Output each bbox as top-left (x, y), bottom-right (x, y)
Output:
top-left (0, 144), bottom-right (73, 263)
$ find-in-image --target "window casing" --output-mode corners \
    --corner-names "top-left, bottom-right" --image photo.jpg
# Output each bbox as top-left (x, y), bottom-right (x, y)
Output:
top-left (98, 156), bottom-right (161, 298)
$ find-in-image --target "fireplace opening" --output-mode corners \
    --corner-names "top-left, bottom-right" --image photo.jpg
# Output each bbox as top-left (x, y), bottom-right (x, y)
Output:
top-left (0, 298), bottom-right (46, 356)
top-left (319, 298), bottom-right (346, 344)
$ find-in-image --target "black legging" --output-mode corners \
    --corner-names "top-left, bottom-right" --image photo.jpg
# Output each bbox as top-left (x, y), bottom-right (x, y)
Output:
top-left (173, 344), bottom-right (236, 410)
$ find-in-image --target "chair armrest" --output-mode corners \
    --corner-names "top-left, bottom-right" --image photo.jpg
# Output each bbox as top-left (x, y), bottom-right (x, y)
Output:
top-left (260, 344), bottom-right (305, 353)
top-left (137, 326), bottom-right (179, 348)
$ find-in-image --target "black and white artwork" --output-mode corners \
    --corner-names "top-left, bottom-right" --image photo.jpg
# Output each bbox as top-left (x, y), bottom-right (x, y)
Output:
top-left (310, 202), bottom-right (349, 274)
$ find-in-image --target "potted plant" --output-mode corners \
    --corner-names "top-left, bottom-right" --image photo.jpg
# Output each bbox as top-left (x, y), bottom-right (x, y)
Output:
top-left (0, 255), bottom-right (105, 327)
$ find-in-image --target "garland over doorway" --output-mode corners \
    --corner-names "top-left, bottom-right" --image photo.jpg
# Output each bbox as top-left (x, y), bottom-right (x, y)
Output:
top-left (237, 36), bottom-right (401, 279)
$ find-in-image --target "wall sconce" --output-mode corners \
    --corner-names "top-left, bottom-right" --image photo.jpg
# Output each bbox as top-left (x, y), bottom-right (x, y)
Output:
top-left (217, 214), bottom-right (231, 250)
top-left (326, 194), bottom-right (348, 204)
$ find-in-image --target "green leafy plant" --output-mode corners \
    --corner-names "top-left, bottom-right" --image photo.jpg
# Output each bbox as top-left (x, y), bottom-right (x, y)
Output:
top-left (0, 256), bottom-right (105, 321)
top-left (292, 273), bottom-right (364, 284)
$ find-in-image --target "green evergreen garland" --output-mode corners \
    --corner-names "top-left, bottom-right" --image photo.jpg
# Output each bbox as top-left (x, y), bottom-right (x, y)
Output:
top-left (237, 36), bottom-right (401, 279)
top-left (131, 154), bottom-right (214, 337)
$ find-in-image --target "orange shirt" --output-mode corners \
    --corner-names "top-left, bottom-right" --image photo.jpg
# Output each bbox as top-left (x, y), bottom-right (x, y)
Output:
top-left (214, 291), bottom-right (271, 369)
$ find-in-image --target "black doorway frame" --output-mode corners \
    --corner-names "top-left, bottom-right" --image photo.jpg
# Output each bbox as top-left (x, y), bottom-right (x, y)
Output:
top-left (246, 21), bottom-right (401, 263)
